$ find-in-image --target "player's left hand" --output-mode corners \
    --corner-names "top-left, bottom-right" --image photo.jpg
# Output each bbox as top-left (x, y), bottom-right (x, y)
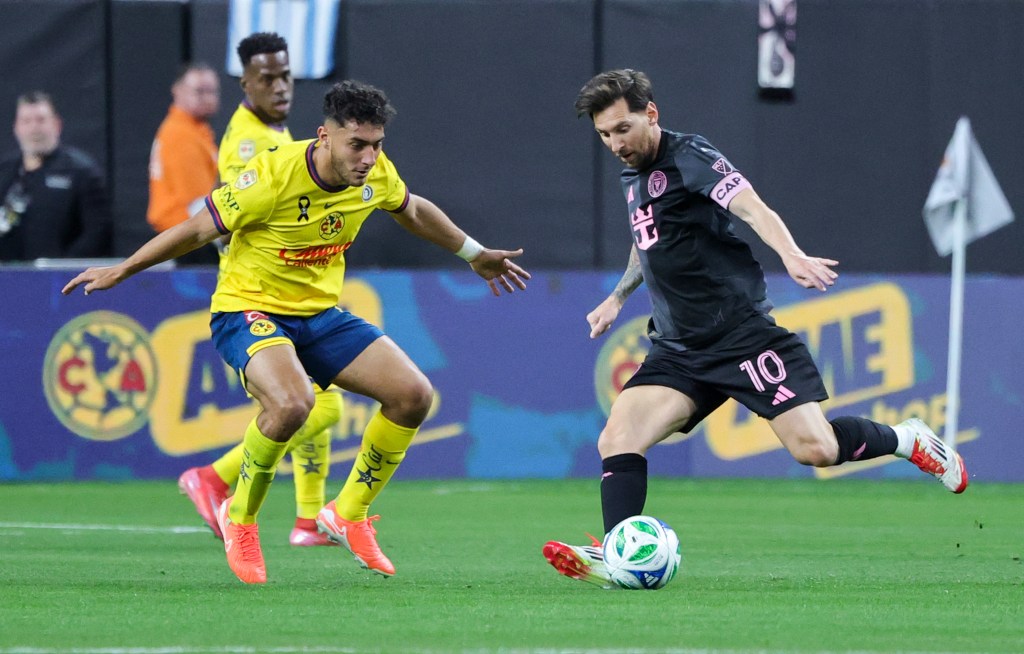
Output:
top-left (470, 248), bottom-right (531, 296)
top-left (785, 254), bottom-right (838, 292)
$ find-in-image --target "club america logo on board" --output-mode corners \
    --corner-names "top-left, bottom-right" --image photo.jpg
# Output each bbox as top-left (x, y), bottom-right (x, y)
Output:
top-left (648, 171), bottom-right (668, 197)
top-left (593, 314), bottom-right (651, 417)
top-left (42, 311), bottom-right (158, 442)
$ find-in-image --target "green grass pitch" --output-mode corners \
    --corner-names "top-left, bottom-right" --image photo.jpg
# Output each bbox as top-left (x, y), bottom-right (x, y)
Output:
top-left (0, 477), bottom-right (1021, 653)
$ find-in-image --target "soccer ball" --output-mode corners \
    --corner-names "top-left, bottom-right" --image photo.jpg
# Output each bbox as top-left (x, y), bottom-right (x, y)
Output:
top-left (602, 515), bottom-right (681, 590)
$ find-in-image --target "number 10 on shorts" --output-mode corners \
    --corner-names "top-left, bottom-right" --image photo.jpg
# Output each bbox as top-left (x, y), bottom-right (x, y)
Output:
top-left (738, 350), bottom-right (787, 391)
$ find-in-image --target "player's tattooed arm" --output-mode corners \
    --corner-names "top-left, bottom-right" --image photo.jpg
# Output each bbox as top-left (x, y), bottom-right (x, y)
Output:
top-left (587, 245), bottom-right (643, 339)
top-left (613, 245), bottom-right (644, 304)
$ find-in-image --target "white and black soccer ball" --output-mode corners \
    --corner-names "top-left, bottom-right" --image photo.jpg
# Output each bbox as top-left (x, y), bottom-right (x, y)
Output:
top-left (602, 515), bottom-right (682, 590)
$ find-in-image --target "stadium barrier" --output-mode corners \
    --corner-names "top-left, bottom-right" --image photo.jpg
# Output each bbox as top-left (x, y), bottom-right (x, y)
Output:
top-left (1, 268), bottom-right (1020, 483)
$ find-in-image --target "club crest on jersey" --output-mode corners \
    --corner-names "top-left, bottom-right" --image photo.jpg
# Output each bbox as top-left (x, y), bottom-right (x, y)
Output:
top-left (235, 170), bottom-right (258, 189)
top-left (238, 140), bottom-right (256, 162)
top-left (319, 212), bottom-right (345, 240)
top-left (362, 185), bottom-right (374, 202)
top-left (648, 171), bottom-right (668, 198)
top-left (711, 157), bottom-right (735, 175)
top-left (249, 319), bottom-right (277, 337)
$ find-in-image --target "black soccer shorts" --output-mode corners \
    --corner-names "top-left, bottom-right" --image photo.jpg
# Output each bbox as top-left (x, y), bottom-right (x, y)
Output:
top-left (623, 312), bottom-right (828, 432)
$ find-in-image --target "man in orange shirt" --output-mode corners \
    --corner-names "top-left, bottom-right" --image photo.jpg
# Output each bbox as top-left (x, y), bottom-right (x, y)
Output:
top-left (147, 63), bottom-right (220, 264)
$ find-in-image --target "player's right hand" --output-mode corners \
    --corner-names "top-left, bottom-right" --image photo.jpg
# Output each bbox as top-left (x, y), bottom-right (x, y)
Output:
top-left (587, 296), bottom-right (623, 339)
top-left (469, 248), bottom-right (530, 296)
top-left (62, 265), bottom-right (125, 296)
top-left (784, 254), bottom-right (838, 292)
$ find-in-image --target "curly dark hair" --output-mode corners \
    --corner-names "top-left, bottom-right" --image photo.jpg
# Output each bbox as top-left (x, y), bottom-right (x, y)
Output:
top-left (322, 80), bottom-right (396, 127)
top-left (237, 32), bottom-right (288, 67)
top-left (574, 69), bottom-right (654, 118)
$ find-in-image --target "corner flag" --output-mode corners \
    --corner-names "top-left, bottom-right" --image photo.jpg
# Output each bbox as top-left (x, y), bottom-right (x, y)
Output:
top-left (922, 117), bottom-right (1014, 450)
top-left (923, 117), bottom-right (1013, 256)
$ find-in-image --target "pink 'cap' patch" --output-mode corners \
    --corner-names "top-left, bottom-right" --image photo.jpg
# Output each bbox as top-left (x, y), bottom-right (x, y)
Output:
top-left (710, 173), bottom-right (752, 209)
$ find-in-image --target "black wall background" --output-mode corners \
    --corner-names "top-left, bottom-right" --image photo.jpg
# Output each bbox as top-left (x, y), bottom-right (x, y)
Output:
top-left (1, 0), bottom-right (1021, 273)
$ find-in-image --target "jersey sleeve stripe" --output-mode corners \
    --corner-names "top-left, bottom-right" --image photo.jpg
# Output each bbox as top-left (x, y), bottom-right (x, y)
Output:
top-left (385, 187), bottom-right (411, 213)
top-left (205, 196), bottom-right (229, 235)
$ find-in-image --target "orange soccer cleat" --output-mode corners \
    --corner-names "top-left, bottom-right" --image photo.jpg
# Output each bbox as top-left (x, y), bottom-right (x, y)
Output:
top-left (217, 499), bottom-right (267, 584)
top-left (316, 501), bottom-right (395, 576)
top-left (289, 518), bottom-right (338, 547)
top-left (178, 466), bottom-right (230, 540)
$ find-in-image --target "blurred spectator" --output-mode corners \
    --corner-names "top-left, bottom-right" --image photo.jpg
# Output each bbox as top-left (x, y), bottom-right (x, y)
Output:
top-left (0, 91), bottom-right (111, 262)
top-left (147, 62), bottom-right (220, 265)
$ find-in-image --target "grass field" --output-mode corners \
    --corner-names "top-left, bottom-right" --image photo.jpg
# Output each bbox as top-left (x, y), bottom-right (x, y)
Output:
top-left (0, 477), bottom-right (1021, 654)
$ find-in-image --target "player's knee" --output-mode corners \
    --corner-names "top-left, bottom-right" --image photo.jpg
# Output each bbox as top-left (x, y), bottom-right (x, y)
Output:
top-left (789, 437), bottom-right (837, 467)
top-left (597, 422), bottom-right (634, 458)
top-left (390, 374), bottom-right (434, 426)
top-left (270, 391), bottom-right (315, 434)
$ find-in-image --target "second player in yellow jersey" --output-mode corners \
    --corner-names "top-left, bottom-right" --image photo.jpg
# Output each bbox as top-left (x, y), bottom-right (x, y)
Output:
top-left (219, 102), bottom-right (291, 184)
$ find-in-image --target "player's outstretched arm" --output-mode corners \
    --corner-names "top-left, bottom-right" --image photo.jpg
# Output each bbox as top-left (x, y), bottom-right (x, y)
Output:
top-left (727, 187), bottom-right (838, 292)
top-left (389, 193), bottom-right (530, 296)
top-left (62, 207), bottom-right (223, 296)
top-left (588, 244), bottom-right (642, 339)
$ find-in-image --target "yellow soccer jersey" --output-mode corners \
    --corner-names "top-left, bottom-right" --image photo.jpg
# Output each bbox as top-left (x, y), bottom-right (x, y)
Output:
top-left (218, 103), bottom-right (293, 183)
top-left (206, 139), bottom-right (409, 315)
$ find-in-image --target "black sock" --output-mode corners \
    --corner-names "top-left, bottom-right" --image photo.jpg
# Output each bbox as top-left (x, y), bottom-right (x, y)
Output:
top-left (830, 416), bottom-right (898, 464)
top-left (600, 453), bottom-right (648, 534)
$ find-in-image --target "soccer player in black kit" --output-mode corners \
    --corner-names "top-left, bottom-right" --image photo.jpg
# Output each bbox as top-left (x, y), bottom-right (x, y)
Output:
top-left (543, 69), bottom-right (968, 588)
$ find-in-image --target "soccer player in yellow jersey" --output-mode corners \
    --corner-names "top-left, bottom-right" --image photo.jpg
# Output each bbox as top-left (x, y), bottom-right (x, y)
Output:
top-left (218, 32), bottom-right (292, 182)
top-left (177, 32), bottom-right (342, 548)
top-left (63, 80), bottom-right (530, 584)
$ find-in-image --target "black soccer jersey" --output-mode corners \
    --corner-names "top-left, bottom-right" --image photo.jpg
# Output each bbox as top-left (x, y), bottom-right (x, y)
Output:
top-left (620, 129), bottom-right (772, 349)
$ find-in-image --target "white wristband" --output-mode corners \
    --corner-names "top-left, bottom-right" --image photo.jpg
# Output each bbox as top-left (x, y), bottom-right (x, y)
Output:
top-left (455, 236), bottom-right (485, 262)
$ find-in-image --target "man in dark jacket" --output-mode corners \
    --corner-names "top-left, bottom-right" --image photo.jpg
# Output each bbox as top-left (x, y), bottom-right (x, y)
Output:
top-left (0, 91), bottom-right (111, 261)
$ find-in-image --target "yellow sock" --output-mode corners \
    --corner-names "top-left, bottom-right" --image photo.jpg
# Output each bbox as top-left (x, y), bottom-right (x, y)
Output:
top-left (290, 390), bottom-right (342, 519)
top-left (211, 443), bottom-right (244, 484)
top-left (292, 429), bottom-right (332, 519)
top-left (212, 389), bottom-right (341, 494)
top-left (228, 419), bottom-right (288, 524)
top-left (336, 410), bottom-right (417, 521)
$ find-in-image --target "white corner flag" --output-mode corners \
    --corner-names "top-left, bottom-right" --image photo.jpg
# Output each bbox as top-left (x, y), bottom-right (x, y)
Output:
top-left (922, 116), bottom-right (1014, 449)
top-left (923, 117), bottom-right (1014, 256)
